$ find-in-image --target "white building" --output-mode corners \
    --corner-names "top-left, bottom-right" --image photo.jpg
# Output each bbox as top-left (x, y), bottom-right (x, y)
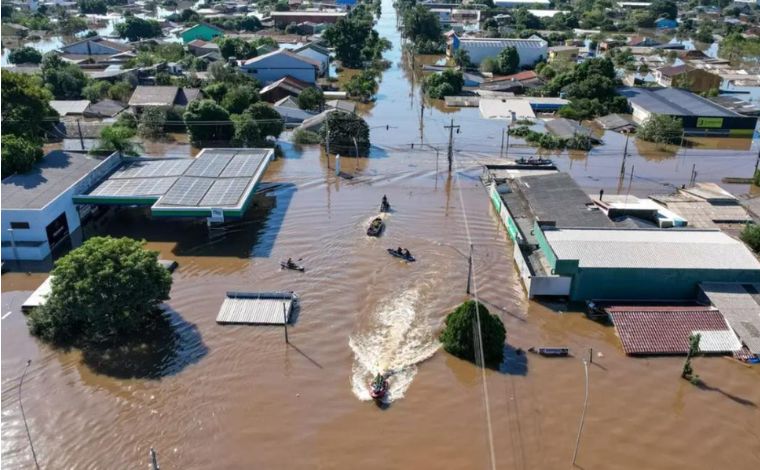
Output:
top-left (493, 0), bottom-right (550, 6)
top-left (1, 151), bottom-right (120, 262)
top-left (239, 49), bottom-right (319, 85)
top-left (447, 34), bottom-right (548, 67)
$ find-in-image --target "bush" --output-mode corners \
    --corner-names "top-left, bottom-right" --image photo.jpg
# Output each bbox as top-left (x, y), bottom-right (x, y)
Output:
top-left (138, 107), bottom-right (166, 139)
top-left (8, 46), bottom-right (42, 64)
top-left (344, 70), bottom-right (379, 102)
top-left (423, 69), bottom-right (463, 99)
top-left (509, 125), bottom-right (594, 151)
top-left (183, 99), bottom-right (232, 145)
top-left (1, 135), bottom-right (43, 175)
top-left (637, 114), bottom-right (683, 145)
top-left (28, 237), bottom-right (172, 346)
top-left (320, 111), bottom-right (370, 156)
top-left (246, 102), bottom-right (283, 139)
top-left (82, 80), bottom-right (111, 101)
top-left (293, 128), bottom-right (321, 144)
top-left (298, 87), bottom-right (325, 112)
top-left (741, 224), bottom-right (760, 253)
top-left (440, 300), bottom-right (506, 367)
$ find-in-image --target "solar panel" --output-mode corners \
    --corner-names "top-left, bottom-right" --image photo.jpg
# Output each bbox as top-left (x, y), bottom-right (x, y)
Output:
top-left (220, 152), bottom-right (266, 178)
top-left (158, 177), bottom-right (213, 206)
top-left (111, 159), bottom-right (192, 179)
top-left (199, 178), bottom-right (251, 207)
top-left (185, 152), bottom-right (234, 178)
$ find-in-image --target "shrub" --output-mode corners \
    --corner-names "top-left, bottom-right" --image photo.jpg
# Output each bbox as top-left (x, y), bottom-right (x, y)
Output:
top-left (320, 111), bottom-right (370, 155)
top-left (28, 237), bottom-right (172, 346)
top-left (740, 224), bottom-right (760, 253)
top-left (1, 135), bottom-right (43, 175)
top-left (423, 69), bottom-right (463, 99)
top-left (297, 87), bottom-right (325, 112)
top-left (637, 114), bottom-right (683, 145)
top-left (440, 300), bottom-right (506, 367)
top-left (8, 46), bottom-right (42, 64)
top-left (138, 107), bottom-right (166, 139)
top-left (293, 128), bottom-right (321, 144)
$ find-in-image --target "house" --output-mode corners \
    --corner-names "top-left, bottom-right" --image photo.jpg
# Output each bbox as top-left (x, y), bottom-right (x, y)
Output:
top-left (618, 86), bottom-right (758, 136)
top-left (259, 75), bottom-right (312, 102)
top-left (187, 39), bottom-right (221, 57)
top-left (627, 36), bottom-right (661, 47)
top-left (292, 42), bottom-right (331, 76)
top-left (655, 18), bottom-right (678, 29)
top-left (83, 99), bottom-right (128, 119)
top-left (548, 45), bottom-right (579, 63)
top-left (653, 64), bottom-right (721, 93)
top-left (180, 23), bottom-right (224, 44)
top-left (274, 96), bottom-right (315, 126)
top-left (447, 33), bottom-right (548, 66)
top-left (270, 11), bottom-right (348, 29)
top-left (1, 23), bottom-right (29, 37)
top-left (493, 0), bottom-right (550, 6)
top-left (128, 86), bottom-right (202, 113)
top-left (239, 49), bottom-right (319, 85)
top-left (60, 36), bottom-right (132, 56)
top-left (49, 100), bottom-right (91, 117)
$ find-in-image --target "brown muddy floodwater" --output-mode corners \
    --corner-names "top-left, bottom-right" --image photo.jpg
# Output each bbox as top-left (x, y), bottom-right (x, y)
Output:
top-left (3, 146), bottom-right (760, 470)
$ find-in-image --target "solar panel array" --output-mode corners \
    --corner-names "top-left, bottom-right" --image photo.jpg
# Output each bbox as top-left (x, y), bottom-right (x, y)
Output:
top-left (90, 177), bottom-right (178, 197)
top-left (85, 149), bottom-right (272, 209)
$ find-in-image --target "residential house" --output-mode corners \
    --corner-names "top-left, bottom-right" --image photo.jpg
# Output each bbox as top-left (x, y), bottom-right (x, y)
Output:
top-left (274, 96), bottom-right (315, 126)
top-left (654, 64), bottom-right (721, 93)
top-left (627, 36), bottom-right (661, 47)
top-left (655, 18), bottom-right (678, 29)
top-left (548, 45), bottom-right (579, 63)
top-left (187, 39), bottom-right (221, 57)
top-left (83, 99), bottom-right (127, 119)
top-left (259, 75), bottom-right (312, 102)
top-left (239, 49), bottom-right (319, 85)
top-left (60, 36), bottom-right (132, 57)
top-left (180, 23), bottom-right (224, 44)
top-left (270, 11), bottom-right (348, 29)
top-left (128, 86), bottom-right (202, 113)
top-left (49, 100), bottom-right (91, 117)
top-left (1, 23), bottom-right (29, 37)
top-left (447, 33), bottom-right (548, 66)
top-left (293, 42), bottom-right (331, 76)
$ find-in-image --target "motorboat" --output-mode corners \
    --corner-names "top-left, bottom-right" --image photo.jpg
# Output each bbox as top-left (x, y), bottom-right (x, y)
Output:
top-left (281, 260), bottom-right (305, 272)
top-left (369, 373), bottom-right (389, 400)
top-left (367, 217), bottom-right (385, 237)
top-left (387, 248), bottom-right (415, 262)
top-left (528, 347), bottom-right (570, 357)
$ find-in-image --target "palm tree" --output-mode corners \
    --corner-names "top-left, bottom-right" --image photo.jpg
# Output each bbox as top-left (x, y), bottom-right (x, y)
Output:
top-left (93, 124), bottom-right (142, 156)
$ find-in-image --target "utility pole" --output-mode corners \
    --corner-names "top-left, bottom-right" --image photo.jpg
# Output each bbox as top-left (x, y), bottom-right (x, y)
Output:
top-left (754, 144), bottom-right (760, 175)
top-left (689, 164), bottom-right (697, 187)
top-left (444, 119), bottom-right (460, 173)
top-left (504, 111), bottom-right (514, 160)
top-left (466, 244), bottom-right (473, 294)
top-left (625, 165), bottom-right (635, 204)
top-left (150, 448), bottom-right (160, 470)
top-left (76, 119), bottom-right (85, 151)
top-left (419, 101), bottom-right (425, 138)
top-left (620, 132), bottom-right (630, 178)
top-left (282, 302), bottom-right (289, 344)
top-left (19, 360), bottom-right (40, 470)
top-left (572, 359), bottom-right (590, 467)
top-left (499, 128), bottom-right (505, 158)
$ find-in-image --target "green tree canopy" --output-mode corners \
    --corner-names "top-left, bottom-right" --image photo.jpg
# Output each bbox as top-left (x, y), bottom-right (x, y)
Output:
top-left (403, 5), bottom-right (442, 44)
top-left (1, 135), bottom-right (44, 176)
top-left (183, 99), bottom-right (233, 144)
top-left (94, 124), bottom-right (141, 155)
top-left (216, 37), bottom-right (256, 60)
top-left (231, 111), bottom-right (263, 147)
top-left (246, 102), bottom-right (283, 139)
top-left (423, 69), bottom-right (464, 99)
top-left (8, 46), bottom-right (42, 64)
top-left (115, 15), bottom-right (163, 41)
top-left (82, 80), bottom-right (111, 102)
top-left (636, 114), bottom-right (683, 144)
top-left (440, 300), bottom-right (506, 367)
top-left (41, 53), bottom-right (89, 99)
top-left (78, 0), bottom-right (107, 14)
top-left (221, 85), bottom-right (259, 114)
top-left (496, 46), bottom-right (520, 75)
top-left (740, 224), bottom-right (760, 253)
top-left (1, 71), bottom-right (56, 139)
top-left (138, 107), bottom-right (166, 139)
top-left (297, 87), bottom-right (325, 112)
top-left (28, 237), bottom-right (172, 346)
top-left (319, 111), bottom-right (371, 156)
top-left (323, 13), bottom-right (389, 68)
top-left (344, 70), bottom-right (379, 102)
top-left (650, 0), bottom-right (677, 20)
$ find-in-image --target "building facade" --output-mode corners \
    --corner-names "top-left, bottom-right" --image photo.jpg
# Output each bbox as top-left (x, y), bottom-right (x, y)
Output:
top-left (447, 34), bottom-right (548, 66)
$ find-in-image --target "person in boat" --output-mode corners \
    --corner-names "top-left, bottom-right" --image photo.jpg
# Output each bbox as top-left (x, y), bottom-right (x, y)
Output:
top-left (403, 248), bottom-right (411, 258)
top-left (382, 195), bottom-right (389, 206)
top-left (287, 257), bottom-right (295, 268)
top-left (397, 246), bottom-right (403, 255)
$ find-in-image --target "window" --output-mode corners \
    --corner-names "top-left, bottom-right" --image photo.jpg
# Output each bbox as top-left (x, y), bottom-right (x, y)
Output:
top-left (10, 222), bottom-right (30, 230)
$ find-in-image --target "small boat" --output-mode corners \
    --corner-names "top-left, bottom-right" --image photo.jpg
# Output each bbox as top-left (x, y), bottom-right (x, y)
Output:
top-left (515, 157), bottom-right (553, 166)
top-left (367, 217), bottom-right (385, 237)
top-left (528, 347), bottom-right (570, 357)
top-left (369, 374), bottom-right (389, 401)
top-left (387, 248), bottom-right (415, 262)
top-left (380, 200), bottom-right (391, 212)
top-left (280, 261), bottom-right (305, 272)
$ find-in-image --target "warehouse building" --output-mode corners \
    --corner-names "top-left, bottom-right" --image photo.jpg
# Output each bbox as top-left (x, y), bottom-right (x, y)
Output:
top-left (447, 34), bottom-right (547, 66)
top-left (618, 86), bottom-right (758, 136)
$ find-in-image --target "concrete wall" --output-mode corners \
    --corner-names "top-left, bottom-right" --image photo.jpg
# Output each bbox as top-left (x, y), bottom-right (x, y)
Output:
top-left (241, 53), bottom-right (317, 84)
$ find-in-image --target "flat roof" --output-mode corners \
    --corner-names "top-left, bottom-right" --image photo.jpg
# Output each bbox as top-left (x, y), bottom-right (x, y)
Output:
top-left (543, 228), bottom-right (760, 270)
top-left (2, 151), bottom-right (107, 210)
top-left (216, 291), bottom-right (296, 325)
top-left (617, 87), bottom-right (741, 118)
top-left (479, 98), bottom-right (535, 120)
top-left (700, 282), bottom-right (760, 354)
top-left (76, 148), bottom-right (273, 217)
top-left (607, 306), bottom-right (740, 355)
top-left (511, 173), bottom-right (615, 228)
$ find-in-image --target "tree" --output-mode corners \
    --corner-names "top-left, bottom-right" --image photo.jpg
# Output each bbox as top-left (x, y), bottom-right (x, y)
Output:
top-left (115, 16), bottom-right (162, 41)
top-left (1, 135), bottom-right (44, 176)
top-left (58, 16), bottom-right (88, 35)
top-left (637, 114), bottom-right (683, 144)
top-left (94, 124), bottom-right (141, 155)
top-left (108, 81), bottom-right (133, 102)
top-left (740, 224), bottom-right (760, 253)
top-left (319, 111), bottom-right (370, 156)
top-left (512, 8), bottom-right (543, 30)
top-left (231, 112), bottom-right (263, 147)
top-left (216, 37), bottom-right (256, 60)
top-left (138, 107), bottom-right (166, 139)
top-left (8, 46), bottom-right (42, 65)
top-left (246, 102), bottom-right (283, 139)
top-left (221, 85), bottom-right (259, 114)
top-left (440, 300), bottom-right (506, 367)
top-left (293, 128), bottom-right (321, 144)
top-left (297, 87), bottom-right (325, 112)
top-left (344, 70), bottom-right (379, 102)
top-left (423, 69), bottom-right (464, 99)
top-left (78, 0), bottom-right (107, 14)
top-left (323, 15), bottom-right (377, 68)
top-left (453, 49), bottom-right (471, 69)
top-left (496, 46), bottom-right (520, 75)
top-left (183, 99), bottom-right (232, 144)
top-left (681, 333), bottom-right (701, 384)
top-left (651, 0), bottom-right (678, 20)
top-left (41, 53), bottom-right (89, 99)
top-left (28, 237), bottom-right (172, 346)
top-left (82, 80), bottom-right (111, 101)
top-left (403, 5), bottom-right (442, 44)
top-left (1, 71), bottom-right (56, 139)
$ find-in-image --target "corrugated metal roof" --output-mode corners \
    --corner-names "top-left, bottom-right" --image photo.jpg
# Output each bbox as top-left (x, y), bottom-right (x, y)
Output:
top-left (543, 228), bottom-right (760, 270)
top-left (700, 282), bottom-right (760, 354)
top-left (459, 37), bottom-right (547, 49)
top-left (216, 292), bottom-right (297, 325)
top-left (50, 100), bottom-right (91, 116)
top-left (607, 306), bottom-right (738, 354)
top-left (618, 86), bottom-right (740, 118)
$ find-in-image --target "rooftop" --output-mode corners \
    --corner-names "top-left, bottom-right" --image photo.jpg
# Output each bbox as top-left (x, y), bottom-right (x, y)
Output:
top-left (243, 49), bottom-right (321, 67)
top-left (545, 118), bottom-right (596, 140)
top-left (700, 282), bottom-right (760, 354)
top-left (76, 148), bottom-right (274, 217)
top-left (456, 36), bottom-right (547, 49)
top-left (50, 99), bottom-right (91, 116)
top-left (617, 86), bottom-right (741, 118)
top-left (216, 291), bottom-right (297, 325)
top-left (607, 306), bottom-right (740, 355)
top-left (2, 151), bottom-right (107, 210)
top-left (543, 227), bottom-right (760, 270)
top-left (270, 11), bottom-right (348, 16)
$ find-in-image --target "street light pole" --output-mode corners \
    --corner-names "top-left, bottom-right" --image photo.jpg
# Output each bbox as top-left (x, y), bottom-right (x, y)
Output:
top-left (572, 359), bottom-right (590, 467)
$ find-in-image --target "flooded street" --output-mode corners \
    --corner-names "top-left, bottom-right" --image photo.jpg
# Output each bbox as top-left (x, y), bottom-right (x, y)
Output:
top-left (2, 1), bottom-right (760, 469)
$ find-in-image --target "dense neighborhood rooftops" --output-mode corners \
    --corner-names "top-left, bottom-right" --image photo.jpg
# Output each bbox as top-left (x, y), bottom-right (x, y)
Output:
top-left (543, 228), bottom-right (760, 270)
top-left (2, 151), bottom-right (106, 210)
top-left (617, 86), bottom-right (741, 118)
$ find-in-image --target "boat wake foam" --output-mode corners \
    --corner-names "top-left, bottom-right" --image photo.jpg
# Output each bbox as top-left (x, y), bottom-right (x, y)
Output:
top-left (349, 289), bottom-right (439, 403)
